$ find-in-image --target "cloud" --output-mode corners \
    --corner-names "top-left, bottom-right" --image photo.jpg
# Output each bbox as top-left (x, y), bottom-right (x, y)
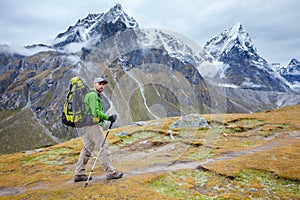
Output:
top-left (0, 0), bottom-right (299, 64)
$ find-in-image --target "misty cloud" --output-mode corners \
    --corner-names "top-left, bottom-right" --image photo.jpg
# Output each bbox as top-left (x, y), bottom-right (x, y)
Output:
top-left (0, 0), bottom-right (299, 64)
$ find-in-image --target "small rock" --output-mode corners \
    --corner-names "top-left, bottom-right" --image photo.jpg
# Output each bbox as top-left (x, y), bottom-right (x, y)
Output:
top-left (249, 188), bottom-right (258, 192)
top-left (167, 130), bottom-right (174, 140)
top-left (133, 121), bottom-right (148, 126)
top-left (115, 131), bottom-right (129, 137)
top-left (139, 140), bottom-right (148, 144)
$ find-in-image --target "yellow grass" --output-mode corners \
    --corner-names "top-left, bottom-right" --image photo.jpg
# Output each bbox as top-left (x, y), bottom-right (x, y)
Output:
top-left (0, 105), bottom-right (299, 199)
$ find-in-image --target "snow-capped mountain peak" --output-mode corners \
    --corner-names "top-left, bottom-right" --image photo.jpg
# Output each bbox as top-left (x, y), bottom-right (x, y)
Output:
top-left (55, 13), bottom-right (102, 42)
top-left (100, 3), bottom-right (138, 28)
top-left (203, 23), bottom-right (290, 92)
top-left (279, 58), bottom-right (300, 75)
top-left (288, 58), bottom-right (300, 67)
top-left (204, 23), bottom-right (257, 60)
top-left (277, 58), bottom-right (300, 90)
top-left (52, 3), bottom-right (139, 50)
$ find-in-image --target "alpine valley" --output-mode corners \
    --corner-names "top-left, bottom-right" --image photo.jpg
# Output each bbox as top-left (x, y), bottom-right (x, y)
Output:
top-left (0, 3), bottom-right (299, 154)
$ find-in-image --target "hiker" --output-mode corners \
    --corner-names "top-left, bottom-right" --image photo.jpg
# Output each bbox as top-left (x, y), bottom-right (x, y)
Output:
top-left (74, 75), bottom-right (123, 182)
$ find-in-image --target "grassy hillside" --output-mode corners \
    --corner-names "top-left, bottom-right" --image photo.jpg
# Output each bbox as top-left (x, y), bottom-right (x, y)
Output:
top-left (0, 105), bottom-right (299, 199)
top-left (0, 109), bottom-right (56, 154)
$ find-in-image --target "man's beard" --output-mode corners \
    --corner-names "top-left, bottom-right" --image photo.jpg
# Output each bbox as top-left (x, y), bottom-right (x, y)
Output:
top-left (96, 89), bottom-right (103, 95)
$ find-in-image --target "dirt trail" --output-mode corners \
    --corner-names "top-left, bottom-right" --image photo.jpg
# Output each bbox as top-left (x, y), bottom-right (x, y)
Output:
top-left (1, 131), bottom-right (299, 196)
top-left (73, 131), bottom-right (300, 186)
top-left (128, 131), bottom-right (299, 173)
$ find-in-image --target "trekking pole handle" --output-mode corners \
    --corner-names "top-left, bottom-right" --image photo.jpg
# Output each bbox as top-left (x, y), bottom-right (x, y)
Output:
top-left (108, 121), bottom-right (113, 130)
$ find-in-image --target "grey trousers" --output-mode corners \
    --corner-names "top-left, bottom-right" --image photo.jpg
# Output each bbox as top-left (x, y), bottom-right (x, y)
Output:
top-left (75, 124), bottom-right (115, 176)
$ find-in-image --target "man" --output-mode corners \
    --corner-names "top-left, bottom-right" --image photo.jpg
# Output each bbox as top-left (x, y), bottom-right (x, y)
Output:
top-left (74, 75), bottom-right (123, 182)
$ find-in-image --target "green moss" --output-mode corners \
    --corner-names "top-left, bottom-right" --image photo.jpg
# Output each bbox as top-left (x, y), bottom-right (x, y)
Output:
top-left (22, 147), bottom-right (72, 164)
top-left (235, 169), bottom-right (300, 199)
top-left (187, 148), bottom-right (214, 160)
top-left (148, 172), bottom-right (189, 198)
top-left (241, 141), bottom-right (257, 147)
top-left (115, 131), bottom-right (155, 147)
top-left (226, 118), bottom-right (266, 133)
top-left (148, 169), bottom-right (300, 199)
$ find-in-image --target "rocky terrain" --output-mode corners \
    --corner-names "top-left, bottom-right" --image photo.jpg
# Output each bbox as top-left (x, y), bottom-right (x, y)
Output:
top-left (0, 104), bottom-right (299, 199)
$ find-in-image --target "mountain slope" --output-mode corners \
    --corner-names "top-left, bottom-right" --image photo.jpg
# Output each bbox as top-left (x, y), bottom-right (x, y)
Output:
top-left (203, 23), bottom-right (290, 92)
top-left (0, 4), bottom-right (211, 154)
top-left (0, 4), bottom-right (299, 155)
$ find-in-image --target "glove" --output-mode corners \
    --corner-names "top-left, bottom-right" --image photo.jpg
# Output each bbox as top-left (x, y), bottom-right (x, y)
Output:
top-left (108, 114), bottom-right (117, 122)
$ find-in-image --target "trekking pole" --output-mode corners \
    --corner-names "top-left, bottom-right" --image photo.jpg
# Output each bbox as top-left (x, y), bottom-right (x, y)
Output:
top-left (84, 121), bottom-right (114, 187)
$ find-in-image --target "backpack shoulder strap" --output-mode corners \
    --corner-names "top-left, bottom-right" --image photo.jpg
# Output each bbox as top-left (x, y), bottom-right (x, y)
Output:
top-left (83, 90), bottom-right (98, 114)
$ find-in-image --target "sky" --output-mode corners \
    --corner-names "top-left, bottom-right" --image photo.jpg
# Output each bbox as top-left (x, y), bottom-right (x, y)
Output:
top-left (0, 0), bottom-right (299, 66)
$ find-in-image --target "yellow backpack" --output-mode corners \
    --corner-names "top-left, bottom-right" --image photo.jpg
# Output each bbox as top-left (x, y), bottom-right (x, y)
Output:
top-left (62, 76), bottom-right (97, 128)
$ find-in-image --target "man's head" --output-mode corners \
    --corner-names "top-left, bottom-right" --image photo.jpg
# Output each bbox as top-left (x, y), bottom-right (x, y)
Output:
top-left (94, 75), bottom-right (108, 94)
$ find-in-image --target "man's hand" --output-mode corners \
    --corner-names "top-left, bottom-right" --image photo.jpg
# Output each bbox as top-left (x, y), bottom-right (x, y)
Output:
top-left (108, 114), bottom-right (117, 122)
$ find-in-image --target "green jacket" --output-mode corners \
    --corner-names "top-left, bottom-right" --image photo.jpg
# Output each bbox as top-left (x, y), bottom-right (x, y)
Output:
top-left (84, 91), bottom-right (109, 126)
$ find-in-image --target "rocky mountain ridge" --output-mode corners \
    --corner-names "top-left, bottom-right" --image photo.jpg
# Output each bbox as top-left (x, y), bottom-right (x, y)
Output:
top-left (53, 3), bottom-right (139, 51)
top-left (278, 58), bottom-right (300, 90)
top-left (203, 23), bottom-right (290, 92)
top-left (0, 3), bottom-right (299, 154)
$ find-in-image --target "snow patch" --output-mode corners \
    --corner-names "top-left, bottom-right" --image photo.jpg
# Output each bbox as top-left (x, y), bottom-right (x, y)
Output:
top-left (216, 83), bottom-right (239, 88)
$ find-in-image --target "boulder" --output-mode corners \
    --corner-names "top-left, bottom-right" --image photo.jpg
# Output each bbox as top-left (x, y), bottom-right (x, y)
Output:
top-left (170, 114), bottom-right (211, 129)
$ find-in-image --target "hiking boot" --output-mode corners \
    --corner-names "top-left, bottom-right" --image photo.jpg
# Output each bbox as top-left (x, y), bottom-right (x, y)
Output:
top-left (74, 175), bottom-right (92, 182)
top-left (106, 171), bottom-right (123, 180)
